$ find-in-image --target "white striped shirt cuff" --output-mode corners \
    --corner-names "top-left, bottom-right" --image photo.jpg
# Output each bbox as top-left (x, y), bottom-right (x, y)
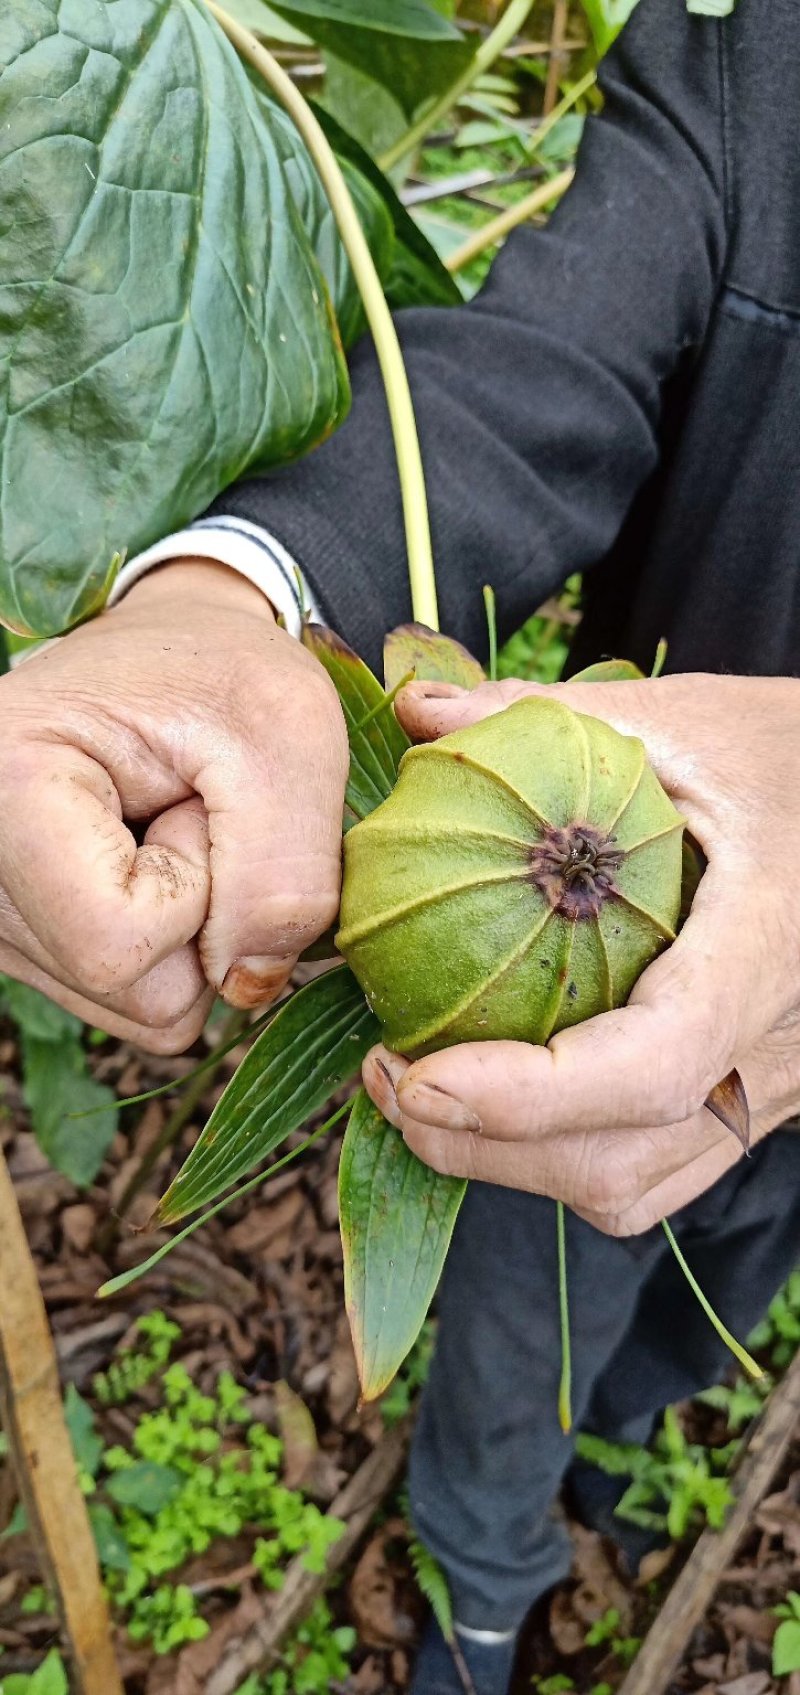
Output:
top-left (108, 516), bottom-right (321, 638)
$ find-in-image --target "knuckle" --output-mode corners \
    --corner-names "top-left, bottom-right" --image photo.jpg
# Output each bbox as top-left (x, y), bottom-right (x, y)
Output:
top-left (571, 1142), bottom-right (635, 1215)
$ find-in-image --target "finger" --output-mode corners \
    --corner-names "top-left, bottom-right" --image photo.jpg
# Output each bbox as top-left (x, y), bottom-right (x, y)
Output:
top-left (194, 650), bottom-right (349, 1008)
top-left (388, 881), bottom-right (761, 1147)
top-left (574, 1132), bottom-right (741, 1236)
top-left (0, 939), bottom-right (213, 1054)
top-left (1, 747), bottom-right (211, 995)
top-left (365, 1045), bottom-right (740, 1219)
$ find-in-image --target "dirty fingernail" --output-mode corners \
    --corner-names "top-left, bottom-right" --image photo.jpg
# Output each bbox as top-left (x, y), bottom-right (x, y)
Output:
top-left (397, 1079), bottom-right (482, 1134)
top-left (221, 955), bottom-right (292, 1009)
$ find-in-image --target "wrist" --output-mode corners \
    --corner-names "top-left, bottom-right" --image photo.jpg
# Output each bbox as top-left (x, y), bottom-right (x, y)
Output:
top-left (122, 557), bottom-right (277, 622)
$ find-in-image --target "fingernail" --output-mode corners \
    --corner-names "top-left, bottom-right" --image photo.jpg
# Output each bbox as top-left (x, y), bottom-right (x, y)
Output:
top-left (397, 1079), bottom-right (482, 1134)
top-left (375, 1058), bottom-right (400, 1115)
top-left (221, 955), bottom-right (292, 1009)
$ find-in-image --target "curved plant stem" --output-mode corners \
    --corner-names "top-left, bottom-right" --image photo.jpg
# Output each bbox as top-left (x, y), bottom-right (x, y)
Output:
top-left (99, 1097), bottom-right (352, 1299)
top-left (662, 1220), bottom-right (763, 1382)
top-left (446, 168), bottom-right (574, 274)
top-left (557, 1200), bottom-right (573, 1433)
top-left (379, 0), bottom-right (538, 175)
top-left (207, 1), bottom-right (439, 631)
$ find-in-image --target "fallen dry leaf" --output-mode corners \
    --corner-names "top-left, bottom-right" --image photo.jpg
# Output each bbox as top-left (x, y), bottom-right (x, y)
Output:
top-left (350, 1522), bottom-right (417, 1649)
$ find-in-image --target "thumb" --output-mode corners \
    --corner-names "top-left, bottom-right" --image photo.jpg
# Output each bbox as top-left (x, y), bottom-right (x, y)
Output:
top-left (396, 675), bottom-right (688, 777)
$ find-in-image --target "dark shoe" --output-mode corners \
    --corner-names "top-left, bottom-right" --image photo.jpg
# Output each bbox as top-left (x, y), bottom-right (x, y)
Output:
top-left (409, 1615), bottom-right (517, 1695)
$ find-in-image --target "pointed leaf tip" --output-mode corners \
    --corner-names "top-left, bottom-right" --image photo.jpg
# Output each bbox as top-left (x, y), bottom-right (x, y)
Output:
top-left (705, 1068), bottom-right (751, 1155)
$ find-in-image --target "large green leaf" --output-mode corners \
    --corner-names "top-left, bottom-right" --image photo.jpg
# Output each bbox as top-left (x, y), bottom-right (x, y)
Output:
top-left (302, 624), bottom-right (410, 827)
top-left (0, 976), bottom-right (118, 1185)
top-left (339, 1090), bottom-right (466, 1400)
top-left (0, 0), bottom-right (349, 636)
top-left (276, 2), bottom-right (473, 120)
top-left (158, 966), bottom-right (378, 1223)
top-left (272, 0), bottom-right (461, 39)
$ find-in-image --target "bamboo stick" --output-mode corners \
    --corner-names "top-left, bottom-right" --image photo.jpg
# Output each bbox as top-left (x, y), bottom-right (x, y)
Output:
top-left (0, 1152), bottom-right (123, 1695)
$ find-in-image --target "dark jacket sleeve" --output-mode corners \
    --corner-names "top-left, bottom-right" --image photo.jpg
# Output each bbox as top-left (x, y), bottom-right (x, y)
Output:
top-left (207, 0), bottom-right (728, 672)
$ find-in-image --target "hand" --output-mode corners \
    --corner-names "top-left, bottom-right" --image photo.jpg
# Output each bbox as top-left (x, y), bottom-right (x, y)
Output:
top-left (0, 562), bottom-right (348, 1051)
top-left (363, 673), bottom-right (800, 1235)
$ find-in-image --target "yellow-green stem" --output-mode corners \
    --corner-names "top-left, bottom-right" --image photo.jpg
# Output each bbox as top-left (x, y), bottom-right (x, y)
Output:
top-left (447, 167), bottom-right (574, 274)
top-left (207, 2), bottom-right (439, 631)
top-left (662, 1220), bottom-right (763, 1382)
top-left (483, 584), bottom-right (498, 681)
top-left (557, 1200), bottom-right (573, 1432)
top-left (379, 0), bottom-right (538, 175)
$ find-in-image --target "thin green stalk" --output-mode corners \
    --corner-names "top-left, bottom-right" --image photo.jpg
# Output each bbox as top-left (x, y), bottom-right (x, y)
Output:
top-left (0, 629), bottom-right (9, 677)
top-left (446, 167), bottom-right (574, 275)
top-left (651, 638), bottom-right (668, 678)
top-left (557, 1200), bottom-right (573, 1432)
top-left (379, 0), bottom-right (538, 174)
top-left (70, 1007), bottom-right (275, 1118)
top-left (99, 1097), bottom-right (352, 1298)
top-left (207, 2), bottom-right (439, 632)
top-left (111, 1010), bottom-right (248, 1222)
top-left (662, 1220), bottom-right (763, 1381)
top-left (351, 670), bottom-right (415, 736)
top-left (483, 585), bottom-right (498, 682)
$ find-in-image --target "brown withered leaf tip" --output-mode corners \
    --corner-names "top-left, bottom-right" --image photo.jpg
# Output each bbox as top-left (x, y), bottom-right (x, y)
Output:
top-left (705, 1068), bottom-right (751, 1155)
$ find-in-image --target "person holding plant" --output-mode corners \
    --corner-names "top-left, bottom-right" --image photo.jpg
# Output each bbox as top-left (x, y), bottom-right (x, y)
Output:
top-left (1, 0), bottom-right (799, 1690)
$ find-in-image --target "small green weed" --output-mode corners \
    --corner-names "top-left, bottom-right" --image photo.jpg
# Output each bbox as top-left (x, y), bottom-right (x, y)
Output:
top-left (93, 1312), bottom-right (181, 1406)
top-left (584, 1607), bottom-right (641, 1667)
top-left (698, 1375), bottom-right (770, 1433)
top-left (0, 1649), bottom-right (68, 1695)
top-left (232, 1597), bottom-right (356, 1694)
top-left (773, 1592), bottom-right (800, 1678)
top-left (576, 1405), bottom-right (736, 1541)
top-left (747, 1271), bottom-right (800, 1371)
top-left (2, 1320), bottom-right (348, 1661)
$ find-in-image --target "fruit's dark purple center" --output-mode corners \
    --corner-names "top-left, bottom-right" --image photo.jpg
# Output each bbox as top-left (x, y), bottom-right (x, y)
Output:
top-left (528, 822), bottom-right (624, 921)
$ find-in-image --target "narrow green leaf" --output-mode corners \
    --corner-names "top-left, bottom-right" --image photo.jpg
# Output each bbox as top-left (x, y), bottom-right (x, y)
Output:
top-left (339, 1090), bottom-right (466, 1401)
top-left (302, 624), bottom-right (409, 825)
top-left (383, 623), bottom-right (485, 691)
top-left (0, 0), bottom-right (348, 635)
top-left (158, 967), bottom-right (378, 1223)
top-left (272, 0), bottom-right (461, 40)
top-left (579, 0), bottom-right (640, 57)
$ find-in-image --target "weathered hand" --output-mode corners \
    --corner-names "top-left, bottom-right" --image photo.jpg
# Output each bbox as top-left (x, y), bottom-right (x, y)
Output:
top-left (363, 673), bottom-right (800, 1235)
top-left (0, 562), bottom-right (348, 1050)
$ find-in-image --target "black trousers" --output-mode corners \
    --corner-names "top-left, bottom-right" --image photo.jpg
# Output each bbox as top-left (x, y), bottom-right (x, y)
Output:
top-left (407, 1128), bottom-right (800, 1632)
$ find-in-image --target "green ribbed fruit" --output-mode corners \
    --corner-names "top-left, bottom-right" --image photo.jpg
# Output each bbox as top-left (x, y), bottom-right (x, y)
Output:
top-left (336, 696), bottom-right (684, 1055)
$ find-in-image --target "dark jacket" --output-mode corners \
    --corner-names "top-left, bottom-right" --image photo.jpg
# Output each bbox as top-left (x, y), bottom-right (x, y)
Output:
top-left (210, 0), bottom-right (800, 680)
